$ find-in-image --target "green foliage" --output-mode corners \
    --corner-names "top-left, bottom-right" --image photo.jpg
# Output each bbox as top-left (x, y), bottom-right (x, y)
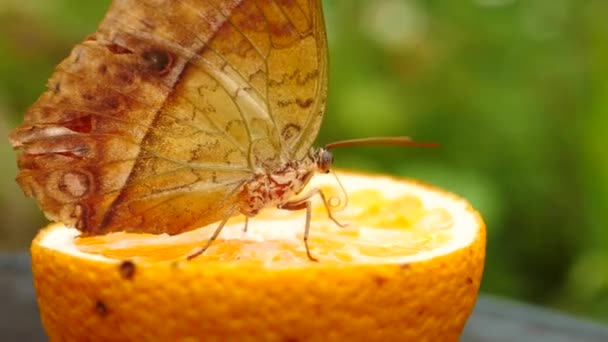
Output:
top-left (1, 0), bottom-right (607, 323)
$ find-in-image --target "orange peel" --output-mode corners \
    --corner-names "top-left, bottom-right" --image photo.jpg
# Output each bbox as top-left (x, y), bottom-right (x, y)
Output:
top-left (31, 171), bottom-right (486, 341)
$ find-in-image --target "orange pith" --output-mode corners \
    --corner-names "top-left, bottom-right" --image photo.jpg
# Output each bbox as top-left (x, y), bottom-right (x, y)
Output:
top-left (31, 171), bottom-right (486, 341)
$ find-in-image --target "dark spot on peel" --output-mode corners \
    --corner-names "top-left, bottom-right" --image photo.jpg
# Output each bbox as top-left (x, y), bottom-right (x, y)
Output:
top-left (417, 309), bottom-right (425, 316)
top-left (95, 300), bottom-right (108, 317)
top-left (374, 276), bottom-right (387, 287)
top-left (400, 263), bottom-right (411, 271)
top-left (466, 277), bottom-right (473, 285)
top-left (98, 64), bottom-right (108, 75)
top-left (142, 49), bottom-right (173, 75)
top-left (106, 43), bottom-right (133, 54)
top-left (119, 260), bottom-right (136, 280)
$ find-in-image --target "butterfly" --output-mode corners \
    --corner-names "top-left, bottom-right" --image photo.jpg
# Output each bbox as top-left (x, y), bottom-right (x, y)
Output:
top-left (9, 0), bottom-right (435, 261)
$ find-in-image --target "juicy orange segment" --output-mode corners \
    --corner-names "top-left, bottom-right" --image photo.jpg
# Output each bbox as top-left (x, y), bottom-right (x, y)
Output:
top-left (31, 171), bottom-right (486, 341)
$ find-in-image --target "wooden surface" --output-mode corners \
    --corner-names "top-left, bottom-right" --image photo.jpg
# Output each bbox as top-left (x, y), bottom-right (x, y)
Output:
top-left (2, 252), bottom-right (607, 341)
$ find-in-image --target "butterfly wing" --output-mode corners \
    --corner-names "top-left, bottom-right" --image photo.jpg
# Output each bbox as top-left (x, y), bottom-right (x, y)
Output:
top-left (9, 0), bottom-right (328, 235)
top-left (262, 0), bottom-right (329, 161)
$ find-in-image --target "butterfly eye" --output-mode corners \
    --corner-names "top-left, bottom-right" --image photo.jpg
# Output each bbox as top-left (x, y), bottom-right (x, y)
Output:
top-left (318, 150), bottom-right (334, 173)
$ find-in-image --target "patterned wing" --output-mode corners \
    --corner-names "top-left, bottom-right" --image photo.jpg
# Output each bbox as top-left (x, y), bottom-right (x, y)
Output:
top-left (260, 0), bottom-right (329, 160)
top-left (9, 0), bottom-right (328, 235)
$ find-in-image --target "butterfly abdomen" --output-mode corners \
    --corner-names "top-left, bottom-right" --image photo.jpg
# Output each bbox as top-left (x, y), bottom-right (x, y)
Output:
top-left (239, 161), bottom-right (316, 217)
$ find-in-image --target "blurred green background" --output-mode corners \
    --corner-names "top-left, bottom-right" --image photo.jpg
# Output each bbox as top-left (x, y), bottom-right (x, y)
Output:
top-left (1, 0), bottom-right (607, 324)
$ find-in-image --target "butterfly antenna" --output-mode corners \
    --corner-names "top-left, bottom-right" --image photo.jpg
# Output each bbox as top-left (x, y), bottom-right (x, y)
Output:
top-left (325, 137), bottom-right (439, 150)
top-left (329, 169), bottom-right (349, 212)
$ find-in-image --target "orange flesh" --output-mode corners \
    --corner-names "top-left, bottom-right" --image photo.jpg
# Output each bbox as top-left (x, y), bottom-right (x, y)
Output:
top-left (75, 188), bottom-right (454, 263)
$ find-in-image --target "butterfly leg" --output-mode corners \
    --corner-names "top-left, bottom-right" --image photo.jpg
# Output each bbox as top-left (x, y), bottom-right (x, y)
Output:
top-left (187, 207), bottom-right (237, 260)
top-left (287, 188), bottom-right (348, 228)
top-left (279, 199), bottom-right (317, 262)
top-left (280, 188), bottom-right (347, 262)
top-left (242, 217), bottom-right (249, 233)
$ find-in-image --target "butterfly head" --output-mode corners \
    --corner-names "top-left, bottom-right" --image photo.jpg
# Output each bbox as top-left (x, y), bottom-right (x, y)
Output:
top-left (310, 148), bottom-right (334, 174)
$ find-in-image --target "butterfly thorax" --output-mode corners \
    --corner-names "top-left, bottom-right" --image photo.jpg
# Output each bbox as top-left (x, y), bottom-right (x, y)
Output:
top-left (238, 148), bottom-right (333, 217)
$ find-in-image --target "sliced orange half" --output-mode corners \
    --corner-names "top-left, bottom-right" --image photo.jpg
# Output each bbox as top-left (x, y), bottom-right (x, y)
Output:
top-left (31, 171), bottom-right (486, 341)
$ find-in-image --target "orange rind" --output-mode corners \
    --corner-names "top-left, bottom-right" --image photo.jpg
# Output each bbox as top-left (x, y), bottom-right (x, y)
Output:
top-left (31, 171), bottom-right (485, 341)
